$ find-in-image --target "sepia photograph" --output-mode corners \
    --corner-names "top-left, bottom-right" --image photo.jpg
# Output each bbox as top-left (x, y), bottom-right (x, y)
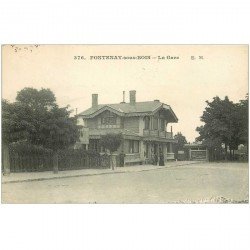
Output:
top-left (1, 44), bottom-right (248, 204)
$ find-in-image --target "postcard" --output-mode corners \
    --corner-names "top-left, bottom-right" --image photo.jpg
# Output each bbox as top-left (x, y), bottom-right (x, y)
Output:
top-left (1, 45), bottom-right (248, 204)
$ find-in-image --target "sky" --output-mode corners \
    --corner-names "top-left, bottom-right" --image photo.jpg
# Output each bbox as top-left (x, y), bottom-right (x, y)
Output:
top-left (2, 45), bottom-right (248, 142)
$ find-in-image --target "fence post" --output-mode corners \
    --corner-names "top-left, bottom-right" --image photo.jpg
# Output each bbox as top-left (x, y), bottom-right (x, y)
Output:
top-left (2, 143), bottom-right (10, 175)
top-left (53, 151), bottom-right (59, 174)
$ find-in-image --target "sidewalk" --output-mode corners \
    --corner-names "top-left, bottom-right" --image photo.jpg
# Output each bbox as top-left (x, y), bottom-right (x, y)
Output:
top-left (2, 161), bottom-right (200, 184)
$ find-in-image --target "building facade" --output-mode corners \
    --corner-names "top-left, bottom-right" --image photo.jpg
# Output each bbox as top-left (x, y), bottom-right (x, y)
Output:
top-left (76, 90), bottom-right (178, 165)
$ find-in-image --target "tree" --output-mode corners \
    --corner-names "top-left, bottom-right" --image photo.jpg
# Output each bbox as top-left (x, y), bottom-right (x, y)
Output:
top-left (196, 96), bottom-right (234, 160)
top-left (2, 99), bottom-right (13, 174)
top-left (196, 95), bottom-right (248, 161)
top-left (236, 94), bottom-right (248, 145)
top-left (2, 99), bottom-right (14, 144)
top-left (2, 88), bottom-right (80, 173)
top-left (173, 132), bottom-right (187, 158)
top-left (196, 133), bottom-right (223, 161)
top-left (174, 132), bottom-right (187, 150)
top-left (16, 87), bottom-right (56, 110)
top-left (234, 94), bottom-right (248, 160)
top-left (99, 133), bottom-right (123, 170)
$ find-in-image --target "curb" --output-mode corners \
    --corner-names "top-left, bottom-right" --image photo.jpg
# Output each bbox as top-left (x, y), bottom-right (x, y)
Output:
top-left (2, 161), bottom-right (201, 184)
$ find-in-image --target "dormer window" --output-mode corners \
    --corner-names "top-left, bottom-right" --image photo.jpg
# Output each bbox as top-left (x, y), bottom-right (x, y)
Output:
top-left (101, 116), bottom-right (116, 125)
top-left (101, 111), bottom-right (117, 125)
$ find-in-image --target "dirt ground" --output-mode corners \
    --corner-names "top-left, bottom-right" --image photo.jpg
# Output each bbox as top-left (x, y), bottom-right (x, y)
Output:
top-left (1, 162), bottom-right (249, 203)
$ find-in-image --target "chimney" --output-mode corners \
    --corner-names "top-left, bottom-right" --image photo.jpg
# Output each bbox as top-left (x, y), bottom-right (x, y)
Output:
top-left (92, 94), bottom-right (98, 108)
top-left (129, 90), bottom-right (136, 105)
top-left (120, 91), bottom-right (126, 104)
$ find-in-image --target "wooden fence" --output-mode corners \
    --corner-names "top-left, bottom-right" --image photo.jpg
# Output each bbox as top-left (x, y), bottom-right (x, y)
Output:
top-left (9, 150), bottom-right (110, 173)
top-left (10, 152), bottom-right (53, 172)
top-left (58, 152), bottom-right (110, 171)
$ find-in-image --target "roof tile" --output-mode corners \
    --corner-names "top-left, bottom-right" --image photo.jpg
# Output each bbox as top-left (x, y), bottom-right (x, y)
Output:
top-left (79, 101), bottom-right (163, 116)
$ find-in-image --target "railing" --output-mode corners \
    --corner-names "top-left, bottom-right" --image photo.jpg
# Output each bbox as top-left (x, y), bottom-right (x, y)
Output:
top-left (10, 152), bottom-right (53, 172)
top-left (9, 150), bottom-right (110, 172)
top-left (159, 131), bottom-right (166, 138)
top-left (125, 153), bottom-right (141, 163)
top-left (143, 130), bottom-right (173, 139)
top-left (97, 124), bottom-right (120, 129)
top-left (58, 152), bottom-right (110, 170)
top-left (165, 132), bottom-right (173, 139)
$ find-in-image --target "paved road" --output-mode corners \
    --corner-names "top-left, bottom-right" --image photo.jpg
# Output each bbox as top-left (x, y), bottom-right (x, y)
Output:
top-left (2, 162), bottom-right (249, 203)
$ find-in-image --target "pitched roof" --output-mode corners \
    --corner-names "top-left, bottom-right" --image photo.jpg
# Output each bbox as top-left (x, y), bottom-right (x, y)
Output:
top-left (78, 101), bottom-right (178, 122)
top-left (88, 128), bottom-right (142, 139)
top-left (79, 101), bottom-right (161, 115)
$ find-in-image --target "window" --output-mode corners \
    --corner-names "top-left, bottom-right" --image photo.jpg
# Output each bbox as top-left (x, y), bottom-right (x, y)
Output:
top-left (153, 117), bottom-right (158, 130)
top-left (145, 143), bottom-right (149, 158)
top-left (129, 140), bottom-right (139, 153)
top-left (144, 116), bottom-right (150, 130)
top-left (134, 141), bottom-right (139, 153)
top-left (89, 140), bottom-right (99, 152)
top-left (101, 117), bottom-right (116, 125)
top-left (100, 146), bottom-right (107, 153)
top-left (160, 119), bottom-right (165, 131)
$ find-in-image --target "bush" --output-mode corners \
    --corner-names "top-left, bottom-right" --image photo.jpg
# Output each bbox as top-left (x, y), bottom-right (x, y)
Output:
top-left (9, 141), bottom-right (52, 155)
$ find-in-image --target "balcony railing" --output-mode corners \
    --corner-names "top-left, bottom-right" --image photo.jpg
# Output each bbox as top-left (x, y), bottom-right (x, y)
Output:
top-left (97, 124), bottom-right (120, 129)
top-left (165, 132), bottom-right (173, 139)
top-left (143, 130), bottom-right (173, 139)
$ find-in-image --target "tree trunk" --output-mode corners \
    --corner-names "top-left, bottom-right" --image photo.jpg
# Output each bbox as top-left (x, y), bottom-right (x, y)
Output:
top-left (53, 151), bottom-right (59, 174)
top-left (225, 143), bottom-right (228, 161)
top-left (110, 154), bottom-right (116, 170)
top-left (2, 143), bottom-right (10, 175)
top-left (212, 148), bottom-right (215, 162)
